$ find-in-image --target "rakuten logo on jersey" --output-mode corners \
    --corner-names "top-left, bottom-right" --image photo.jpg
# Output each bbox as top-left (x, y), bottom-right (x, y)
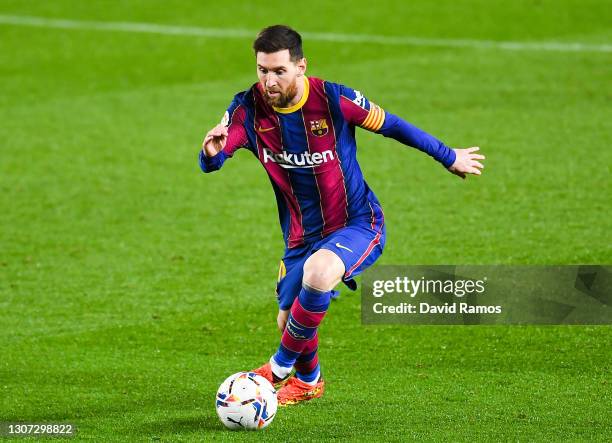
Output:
top-left (262, 147), bottom-right (335, 169)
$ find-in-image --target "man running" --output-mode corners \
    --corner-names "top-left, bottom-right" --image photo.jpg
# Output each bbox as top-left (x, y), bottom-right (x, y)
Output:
top-left (200, 24), bottom-right (485, 405)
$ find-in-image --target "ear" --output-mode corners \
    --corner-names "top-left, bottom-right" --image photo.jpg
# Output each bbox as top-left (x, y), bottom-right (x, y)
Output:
top-left (296, 57), bottom-right (307, 76)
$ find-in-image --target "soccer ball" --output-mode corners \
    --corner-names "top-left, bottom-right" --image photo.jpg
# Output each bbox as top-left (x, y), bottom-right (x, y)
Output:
top-left (215, 372), bottom-right (277, 430)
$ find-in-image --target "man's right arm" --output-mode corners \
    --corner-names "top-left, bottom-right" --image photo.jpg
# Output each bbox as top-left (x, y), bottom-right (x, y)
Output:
top-left (199, 100), bottom-right (250, 173)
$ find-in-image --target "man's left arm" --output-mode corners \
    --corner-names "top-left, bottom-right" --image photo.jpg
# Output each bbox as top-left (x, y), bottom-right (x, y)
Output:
top-left (338, 88), bottom-right (485, 178)
top-left (377, 111), bottom-right (485, 178)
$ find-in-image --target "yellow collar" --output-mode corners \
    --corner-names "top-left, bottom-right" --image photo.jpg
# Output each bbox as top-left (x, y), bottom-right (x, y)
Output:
top-left (273, 76), bottom-right (310, 114)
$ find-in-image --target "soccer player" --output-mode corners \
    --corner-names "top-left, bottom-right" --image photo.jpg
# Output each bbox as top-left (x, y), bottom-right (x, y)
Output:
top-left (199, 25), bottom-right (485, 405)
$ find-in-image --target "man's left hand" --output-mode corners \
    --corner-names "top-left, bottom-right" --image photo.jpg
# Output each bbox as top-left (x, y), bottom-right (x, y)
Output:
top-left (277, 309), bottom-right (289, 333)
top-left (448, 147), bottom-right (485, 179)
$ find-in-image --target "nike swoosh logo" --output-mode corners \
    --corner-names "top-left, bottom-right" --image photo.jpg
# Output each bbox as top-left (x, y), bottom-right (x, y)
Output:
top-left (257, 126), bottom-right (276, 132)
top-left (335, 243), bottom-right (353, 253)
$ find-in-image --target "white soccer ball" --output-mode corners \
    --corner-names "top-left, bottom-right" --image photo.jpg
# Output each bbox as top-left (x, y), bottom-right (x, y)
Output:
top-left (215, 371), bottom-right (278, 430)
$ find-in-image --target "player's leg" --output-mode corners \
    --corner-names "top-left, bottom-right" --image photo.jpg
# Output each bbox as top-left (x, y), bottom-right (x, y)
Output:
top-left (289, 249), bottom-right (343, 379)
top-left (276, 204), bottom-right (386, 404)
top-left (288, 204), bottom-right (386, 389)
top-left (275, 249), bottom-right (344, 404)
top-left (275, 249), bottom-right (344, 367)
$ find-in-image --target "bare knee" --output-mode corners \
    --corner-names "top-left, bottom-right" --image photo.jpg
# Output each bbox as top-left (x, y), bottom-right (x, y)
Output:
top-left (303, 249), bottom-right (345, 291)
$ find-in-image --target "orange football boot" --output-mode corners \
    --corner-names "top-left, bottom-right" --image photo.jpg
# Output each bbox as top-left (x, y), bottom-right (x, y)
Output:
top-left (277, 376), bottom-right (325, 406)
top-left (252, 362), bottom-right (291, 389)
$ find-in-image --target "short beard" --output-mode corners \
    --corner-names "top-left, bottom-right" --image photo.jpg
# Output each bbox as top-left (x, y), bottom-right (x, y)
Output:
top-left (264, 78), bottom-right (299, 108)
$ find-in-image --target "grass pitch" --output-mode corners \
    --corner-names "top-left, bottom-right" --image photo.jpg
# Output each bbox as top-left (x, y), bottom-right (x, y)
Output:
top-left (1, 0), bottom-right (610, 441)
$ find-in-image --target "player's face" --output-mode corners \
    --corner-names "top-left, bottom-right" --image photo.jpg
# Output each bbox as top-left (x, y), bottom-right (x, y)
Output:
top-left (257, 49), bottom-right (306, 108)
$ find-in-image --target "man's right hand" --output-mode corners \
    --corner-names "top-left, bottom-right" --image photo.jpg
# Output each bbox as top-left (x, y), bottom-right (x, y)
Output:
top-left (202, 124), bottom-right (229, 157)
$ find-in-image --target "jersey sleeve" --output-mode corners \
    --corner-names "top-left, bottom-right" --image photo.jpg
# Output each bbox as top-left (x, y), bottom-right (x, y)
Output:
top-left (199, 92), bottom-right (250, 173)
top-left (337, 84), bottom-right (455, 168)
top-left (338, 84), bottom-right (386, 132)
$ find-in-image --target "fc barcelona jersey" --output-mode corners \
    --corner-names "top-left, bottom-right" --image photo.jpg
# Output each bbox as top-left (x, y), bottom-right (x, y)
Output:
top-left (199, 76), bottom-right (453, 249)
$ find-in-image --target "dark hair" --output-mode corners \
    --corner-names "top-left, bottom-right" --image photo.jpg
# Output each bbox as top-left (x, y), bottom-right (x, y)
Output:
top-left (253, 25), bottom-right (303, 61)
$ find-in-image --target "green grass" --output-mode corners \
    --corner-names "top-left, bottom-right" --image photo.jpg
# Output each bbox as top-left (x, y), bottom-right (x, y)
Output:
top-left (1, 0), bottom-right (611, 441)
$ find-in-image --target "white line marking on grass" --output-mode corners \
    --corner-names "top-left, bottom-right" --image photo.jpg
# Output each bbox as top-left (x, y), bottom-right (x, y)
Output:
top-left (0, 14), bottom-right (611, 54)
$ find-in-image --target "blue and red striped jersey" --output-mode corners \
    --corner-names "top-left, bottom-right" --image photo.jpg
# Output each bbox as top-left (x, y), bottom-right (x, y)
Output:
top-left (200, 76), bottom-right (455, 248)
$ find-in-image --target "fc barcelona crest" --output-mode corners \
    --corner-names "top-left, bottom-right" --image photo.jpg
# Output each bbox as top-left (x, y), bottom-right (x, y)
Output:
top-left (310, 119), bottom-right (329, 137)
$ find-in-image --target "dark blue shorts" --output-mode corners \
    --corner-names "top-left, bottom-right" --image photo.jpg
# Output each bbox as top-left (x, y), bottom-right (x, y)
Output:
top-left (275, 202), bottom-right (386, 310)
